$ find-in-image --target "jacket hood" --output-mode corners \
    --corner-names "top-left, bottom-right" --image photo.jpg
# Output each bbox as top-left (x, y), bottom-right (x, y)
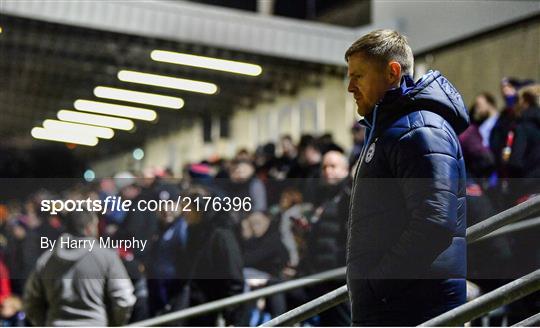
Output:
top-left (51, 233), bottom-right (94, 262)
top-left (375, 70), bottom-right (470, 135)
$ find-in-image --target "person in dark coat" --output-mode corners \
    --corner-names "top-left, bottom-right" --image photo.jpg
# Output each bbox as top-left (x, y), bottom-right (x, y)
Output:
top-left (146, 184), bottom-right (188, 317)
top-left (345, 29), bottom-right (468, 326)
top-left (301, 150), bottom-right (352, 326)
top-left (459, 93), bottom-right (497, 180)
top-left (504, 84), bottom-right (540, 322)
top-left (507, 84), bottom-right (540, 200)
top-left (182, 186), bottom-right (248, 326)
top-left (302, 151), bottom-right (351, 275)
top-left (489, 78), bottom-right (536, 208)
top-left (241, 212), bottom-right (288, 277)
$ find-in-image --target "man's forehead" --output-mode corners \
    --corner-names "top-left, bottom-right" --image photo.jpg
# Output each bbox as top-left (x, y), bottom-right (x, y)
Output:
top-left (347, 54), bottom-right (370, 72)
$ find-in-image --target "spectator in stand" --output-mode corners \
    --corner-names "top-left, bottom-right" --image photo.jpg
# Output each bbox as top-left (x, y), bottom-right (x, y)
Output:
top-left (114, 172), bottom-right (158, 261)
top-left (274, 135), bottom-right (298, 180)
top-left (504, 84), bottom-right (540, 322)
top-left (269, 187), bottom-right (305, 271)
top-left (475, 92), bottom-right (499, 149)
top-left (0, 296), bottom-right (25, 326)
top-left (97, 178), bottom-right (123, 234)
top-left (254, 143), bottom-right (278, 181)
top-left (241, 212), bottom-right (288, 278)
top-left (240, 212), bottom-right (289, 321)
top-left (288, 138), bottom-right (322, 203)
top-left (287, 136), bottom-right (321, 180)
top-left (7, 192), bottom-right (61, 295)
top-left (224, 159), bottom-right (267, 220)
top-left (490, 78), bottom-right (535, 201)
top-left (181, 186), bottom-right (248, 326)
top-left (459, 93), bottom-right (497, 180)
top-left (24, 211), bottom-right (135, 326)
top-left (507, 84), bottom-right (540, 201)
top-left (146, 184), bottom-right (188, 317)
top-left (300, 150), bottom-right (351, 326)
top-left (460, 97), bottom-right (513, 306)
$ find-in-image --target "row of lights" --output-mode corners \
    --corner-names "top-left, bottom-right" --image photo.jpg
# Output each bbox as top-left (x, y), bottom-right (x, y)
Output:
top-left (31, 47), bottom-right (263, 146)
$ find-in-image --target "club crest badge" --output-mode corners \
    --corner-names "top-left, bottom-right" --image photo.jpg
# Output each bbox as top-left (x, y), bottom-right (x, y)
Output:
top-left (365, 142), bottom-right (376, 163)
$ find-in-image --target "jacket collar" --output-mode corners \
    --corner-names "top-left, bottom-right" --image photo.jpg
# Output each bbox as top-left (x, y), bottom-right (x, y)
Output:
top-left (359, 75), bottom-right (415, 131)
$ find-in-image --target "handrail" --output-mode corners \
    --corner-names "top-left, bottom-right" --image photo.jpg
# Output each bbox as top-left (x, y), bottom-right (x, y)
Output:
top-left (131, 196), bottom-right (540, 326)
top-left (511, 312), bottom-right (540, 327)
top-left (467, 196), bottom-right (540, 243)
top-left (260, 285), bottom-right (349, 327)
top-left (472, 216), bottom-right (540, 244)
top-left (128, 267), bottom-right (346, 326)
top-left (261, 195), bottom-right (540, 327)
top-left (419, 268), bottom-right (540, 326)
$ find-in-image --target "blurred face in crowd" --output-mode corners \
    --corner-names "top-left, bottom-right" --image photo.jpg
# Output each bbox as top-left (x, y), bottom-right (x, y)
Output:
top-left (158, 201), bottom-right (180, 226)
top-left (322, 151), bottom-right (349, 185)
top-left (0, 297), bottom-right (21, 318)
top-left (280, 137), bottom-right (296, 157)
top-left (230, 161), bottom-right (254, 183)
top-left (303, 145), bottom-right (321, 165)
top-left (84, 214), bottom-right (99, 238)
top-left (121, 185), bottom-right (140, 200)
top-left (473, 95), bottom-right (496, 121)
top-left (241, 212), bottom-right (270, 239)
top-left (347, 52), bottom-right (401, 116)
top-left (279, 189), bottom-right (302, 210)
top-left (517, 85), bottom-right (540, 115)
top-left (501, 80), bottom-right (518, 108)
top-left (501, 81), bottom-right (517, 98)
top-left (183, 206), bottom-right (202, 226)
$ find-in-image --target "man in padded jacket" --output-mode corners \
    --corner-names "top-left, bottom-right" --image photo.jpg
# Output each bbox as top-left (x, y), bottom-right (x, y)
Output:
top-left (345, 29), bottom-right (469, 326)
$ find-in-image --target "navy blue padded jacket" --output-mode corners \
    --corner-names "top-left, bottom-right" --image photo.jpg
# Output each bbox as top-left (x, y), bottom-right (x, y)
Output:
top-left (346, 71), bottom-right (469, 325)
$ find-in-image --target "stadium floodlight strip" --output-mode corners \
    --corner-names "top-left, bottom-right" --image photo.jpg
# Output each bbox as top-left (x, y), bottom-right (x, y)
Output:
top-left (43, 119), bottom-right (115, 139)
top-left (31, 127), bottom-right (98, 146)
top-left (57, 110), bottom-right (135, 131)
top-left (94, 86), bottom-right (184, 109)
top-left (151, 50), bottom-right (263, 76)
top-left (118, 70), bottom-right (218, 95)
top-left (74, 99), bottom-right (157, 122)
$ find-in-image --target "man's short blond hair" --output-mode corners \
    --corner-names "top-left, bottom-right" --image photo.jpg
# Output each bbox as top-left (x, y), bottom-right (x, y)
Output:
top-left (345, 29), bottom-right (414, 77)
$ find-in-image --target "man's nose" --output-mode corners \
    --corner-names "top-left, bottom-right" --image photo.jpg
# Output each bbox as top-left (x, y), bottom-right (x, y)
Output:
top-left (347, 80), bottom-right (356, 93)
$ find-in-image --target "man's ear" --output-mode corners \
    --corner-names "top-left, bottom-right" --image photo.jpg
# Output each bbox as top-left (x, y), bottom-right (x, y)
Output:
top-left (388, 61), bottom-right (402, 85)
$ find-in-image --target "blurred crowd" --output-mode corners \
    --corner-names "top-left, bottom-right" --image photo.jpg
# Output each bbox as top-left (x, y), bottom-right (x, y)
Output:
top-left (0, 77), bottom-right (538, 326)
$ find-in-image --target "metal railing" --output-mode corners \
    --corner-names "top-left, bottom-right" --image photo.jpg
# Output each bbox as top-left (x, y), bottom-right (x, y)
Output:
top-left (128, 267), bottom-right (345, 326)
top-left (419, 269), bottom-right (540, 326)
top-left (512, 312), bottom-right (540, 327)
top-left (262, 195), bottom-right (540, 327)
top-left (260, 285), bottom-right (349, 327)
top-left (130, 196), bottom-right (540, 326)
top-left (467, 196), bottom-right (540, 243)
top-left (472, 216), bottom-right (540, 244)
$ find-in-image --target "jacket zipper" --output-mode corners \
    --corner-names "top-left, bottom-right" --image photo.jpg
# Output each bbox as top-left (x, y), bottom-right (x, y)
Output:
top-left (346, 105), bottom-right (379, 262)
